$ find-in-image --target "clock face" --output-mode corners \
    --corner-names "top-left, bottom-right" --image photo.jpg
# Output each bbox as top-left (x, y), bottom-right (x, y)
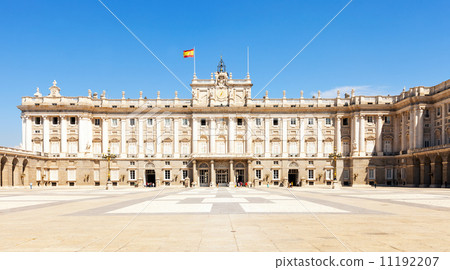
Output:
top-left (217, 89), bottom-right (227, 100)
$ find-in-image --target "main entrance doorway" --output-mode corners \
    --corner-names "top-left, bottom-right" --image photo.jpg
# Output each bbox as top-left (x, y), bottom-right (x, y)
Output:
top-left (145, 170), bottom-right (156, 187)
top-left (236, 169), bottom-right (245, 186)
top-left (288, 169), bottom-right (299, 186)
top-left (199, 169), bottom-right (209, 187)
top-left (216, 169), bottom-right (229, 187)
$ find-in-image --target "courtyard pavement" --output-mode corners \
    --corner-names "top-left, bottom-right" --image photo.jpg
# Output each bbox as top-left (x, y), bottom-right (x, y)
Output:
top-left (0, 186), bottom-right (449, 252)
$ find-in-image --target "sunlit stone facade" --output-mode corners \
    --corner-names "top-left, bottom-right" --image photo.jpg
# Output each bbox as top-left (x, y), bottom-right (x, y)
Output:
top-left (2, 60), bottom-right (449, 188)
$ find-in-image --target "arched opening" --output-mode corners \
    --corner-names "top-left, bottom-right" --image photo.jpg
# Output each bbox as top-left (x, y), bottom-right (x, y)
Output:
top-left (12, 158), bottom-right (19, 186)
top-left (1, 156), bottom-right (7, 187)
top-left (434, 155), bottom-right (443, 187)
top-left (423, 157), bottom-right (431, 187)
top-left (199, 163), bottom-right (209, 187)
top-left (413, 158), bottom-right (420, 187)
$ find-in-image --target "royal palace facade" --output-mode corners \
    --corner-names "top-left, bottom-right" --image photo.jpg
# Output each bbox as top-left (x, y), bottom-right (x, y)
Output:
top-left (1, 59), bottom-right (450, 188)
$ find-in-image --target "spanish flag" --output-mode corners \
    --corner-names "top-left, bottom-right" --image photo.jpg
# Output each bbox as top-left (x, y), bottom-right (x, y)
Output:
top-left (183, 49), bottom-right (194, 58)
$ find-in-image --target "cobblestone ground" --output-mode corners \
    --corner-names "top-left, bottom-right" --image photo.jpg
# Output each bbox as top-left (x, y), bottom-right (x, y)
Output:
top-left (0, 186), bottom-right (449, 251)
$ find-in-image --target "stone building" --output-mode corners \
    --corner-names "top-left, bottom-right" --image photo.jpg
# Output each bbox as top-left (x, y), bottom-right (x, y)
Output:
top-left (1, 59), bottom-right (449, 188)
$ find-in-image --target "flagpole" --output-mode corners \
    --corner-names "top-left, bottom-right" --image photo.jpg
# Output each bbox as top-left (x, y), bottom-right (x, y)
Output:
top-left (194, 46), bottom-right (196, 75)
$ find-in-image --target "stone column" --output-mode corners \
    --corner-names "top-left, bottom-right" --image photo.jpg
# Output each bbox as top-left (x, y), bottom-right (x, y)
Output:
top-left (192, 117), bottom-right (198, 154)
top-left (416, 108), bottom-right (424, 148)
top-left (192, 160), bottom-right (198, 187)
top-left (246, 117), bottom-right (252, 154)
top-left (336, 116), bottom-right (341, 154)
top-left (156, 118), bottom-right (162, 158)
top-left (409, 108), bottom-right (415, 150)
top-left (102, 117), bottom-right (109, 154)
top-left (299, 118), bottom-right (305, 157)
top-left (430, 162), bottom-right (437, 187)
top-left (174, 118), bottom-right (179, 158)
top-left (26, 117), bottom-right (32, 151)
top-left (43, 116), bottom-right (50, 153)
top-left (228, 117), bottom-right (235, 154)
top-left (359, 115), bottom-right (365, 156)
top-left (85, 117), bottom-right (93, 157)
top-left (442, 104), bottom-right (446, 145)
top-left (430, 109), bottom-right (435, 146)
top-left (210, 117), bottom-right (216, 154)
top-left (442, 159), bottom-right (448, 188)
top-left (247, 160), bottom-right (252, 186)
top-left (419, 160), bottom-right (425, 187)
top-left (137, 118), bottom-right (144, 158)
top-left (264, 117), bottom-right (270, 157)
top-left (61, 116), bottom-right (68, 156)
top-left (376, 115), bottom-right (383, 156)
top-left (401, 113), bottom-right (407, 152)
top-left (120, 118), bottom-right (126, 158)
top-left (393, 115), bottom-right (399, 152)
top-left (210, 160), bottom-right (216, 187)
top-left (317, 118), bottom-right (323, 157)
top-left (21, 116), bottom-right (26, 150)
top-left (282, 118), bottom-right (288, 157)
top-left (229, 160), bottom-right (235, 187)
top-left (352, 115), bottom-right (359, 156)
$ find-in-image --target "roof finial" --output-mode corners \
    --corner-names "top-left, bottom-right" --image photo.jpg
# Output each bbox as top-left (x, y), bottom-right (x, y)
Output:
top-left (217, 56), bottom-right (226, 73)
top-left (53, 80), bottom-right (57, 86)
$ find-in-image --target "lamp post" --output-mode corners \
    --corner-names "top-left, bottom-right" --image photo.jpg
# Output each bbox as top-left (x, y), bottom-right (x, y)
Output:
top-left (328, 146), bottom-right (342, 189)
top-left (102, 148), bottom-right (117, 190)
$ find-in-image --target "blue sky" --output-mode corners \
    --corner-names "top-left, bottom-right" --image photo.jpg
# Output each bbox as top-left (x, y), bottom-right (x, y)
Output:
top-left (0, 0), bottom-right (449, 147)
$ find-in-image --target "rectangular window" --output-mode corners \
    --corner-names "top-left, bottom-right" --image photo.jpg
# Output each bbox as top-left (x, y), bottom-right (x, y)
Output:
top-left (273, 161), bottom-right (279, 165)
top-left (94, 119), bottom-right (101, 126)
top-left (201, 119), bottom-right (207, 126)
top-left (146, 142), bottom-right (154, 155)
top-left (111, 170), bottom-right (119, 181)
top-left (130, 161), bottom-right (135, 166)
top-left (94, 170), bottom-right (100, 182)
top-left (273, 118), bottom-right (279, 126)
top-left (437, 107), bottom-right (441, 116)
top-left (33, 142), bottom-right (42, 152)
top-left (255, 161), bottom-right (261, 165)
top-left (255, 169), bottom-right (262, 179)
top-left (217, 141), bottom-right (226, 153)
top-left (290, 118), bottom-right (296, 126)
top-left (424, 140), bottom-right (430, 147)
top-left (182, 170), bottom-right (188, 180)
top-left (272, 143), bottom-right (280, 155)
top-left (236, 141), bottom-right (244, 154)
top-left (255, 118), bottom-right (262, 126)
top-left (384, 116), bottom-right (391, 124)
top-left (343, 169), bottom-right (349, 180)
top-left (163, 142), bottom-right (172, 155)
top-left (237, 118), bottom-right (243, 126)
top-left (325, 118), bottom-right (331, 125)
top-left (50, 141), bottom-right (60, 153)
top-left (308, 170), bottom-right (314, 180)
top-left (325, 169), bottom-right (332, 180)
top-left (181, 143), bottom-right (189, 155)
top-left (67, 169), bottom-right (76, 181)
top-left (68, 141), bottom-right (77, 153)
top-left (147, 119), bottom-right (153, 126)
top-left (289, 142), bottom-right (298, 154)
top-left (182, 119), bottom-right (188, 126)
top-left (368, 168), bottom-right (375, 179)
top-left (129, 119), bottom-right (135, 126)
top-left (49, 169), bottom-right (58, 181)
top-left (200, 141), bottom-right (208, 153)
top-left (164, 119), bottom-right (171, 127)
top-left (165, 161), bottom-right (170, 165)
top-left (129, 170), bottom-right (136, 180)
top-left (308, 118), bottom-right (314, 125)
top-left (93, 142), bottom-right (101, 154)
top-left (273, 170), bottom-right (279, 180)
top-left (386, 168), bottom-right (393, 180)
top-left (367, 116), bottom-right (373, 123)
top-left (111, 142), bottom-right (119, 154)
top-left (164, 170), bottom-right (171, 180)
top-left (128, 143), bottom-right (136, 155)
top-left (343, 118), bottom-right (349, 126)
top-left (52, 117), bottom-right (59, 125)
top-left (70, 117), bottom-right (76, 125)
top-left (111, 119), bottom-right (118, 127)
top-left (255, 143), bottom-right (263, 154)
top-left (35, 117), bottom-right (41, 125)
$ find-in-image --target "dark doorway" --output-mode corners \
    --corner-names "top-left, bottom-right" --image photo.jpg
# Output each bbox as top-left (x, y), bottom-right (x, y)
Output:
top-left (0, 157), bottom-right (6, 187)
top-left (145, 170), bottom-right (156, 187)
top-left (236, 169), bottom-right (245, 186)
top-left (288, 169), bottom-right (299, 186)
top-left (216, 169), bottom-right (229, 187)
